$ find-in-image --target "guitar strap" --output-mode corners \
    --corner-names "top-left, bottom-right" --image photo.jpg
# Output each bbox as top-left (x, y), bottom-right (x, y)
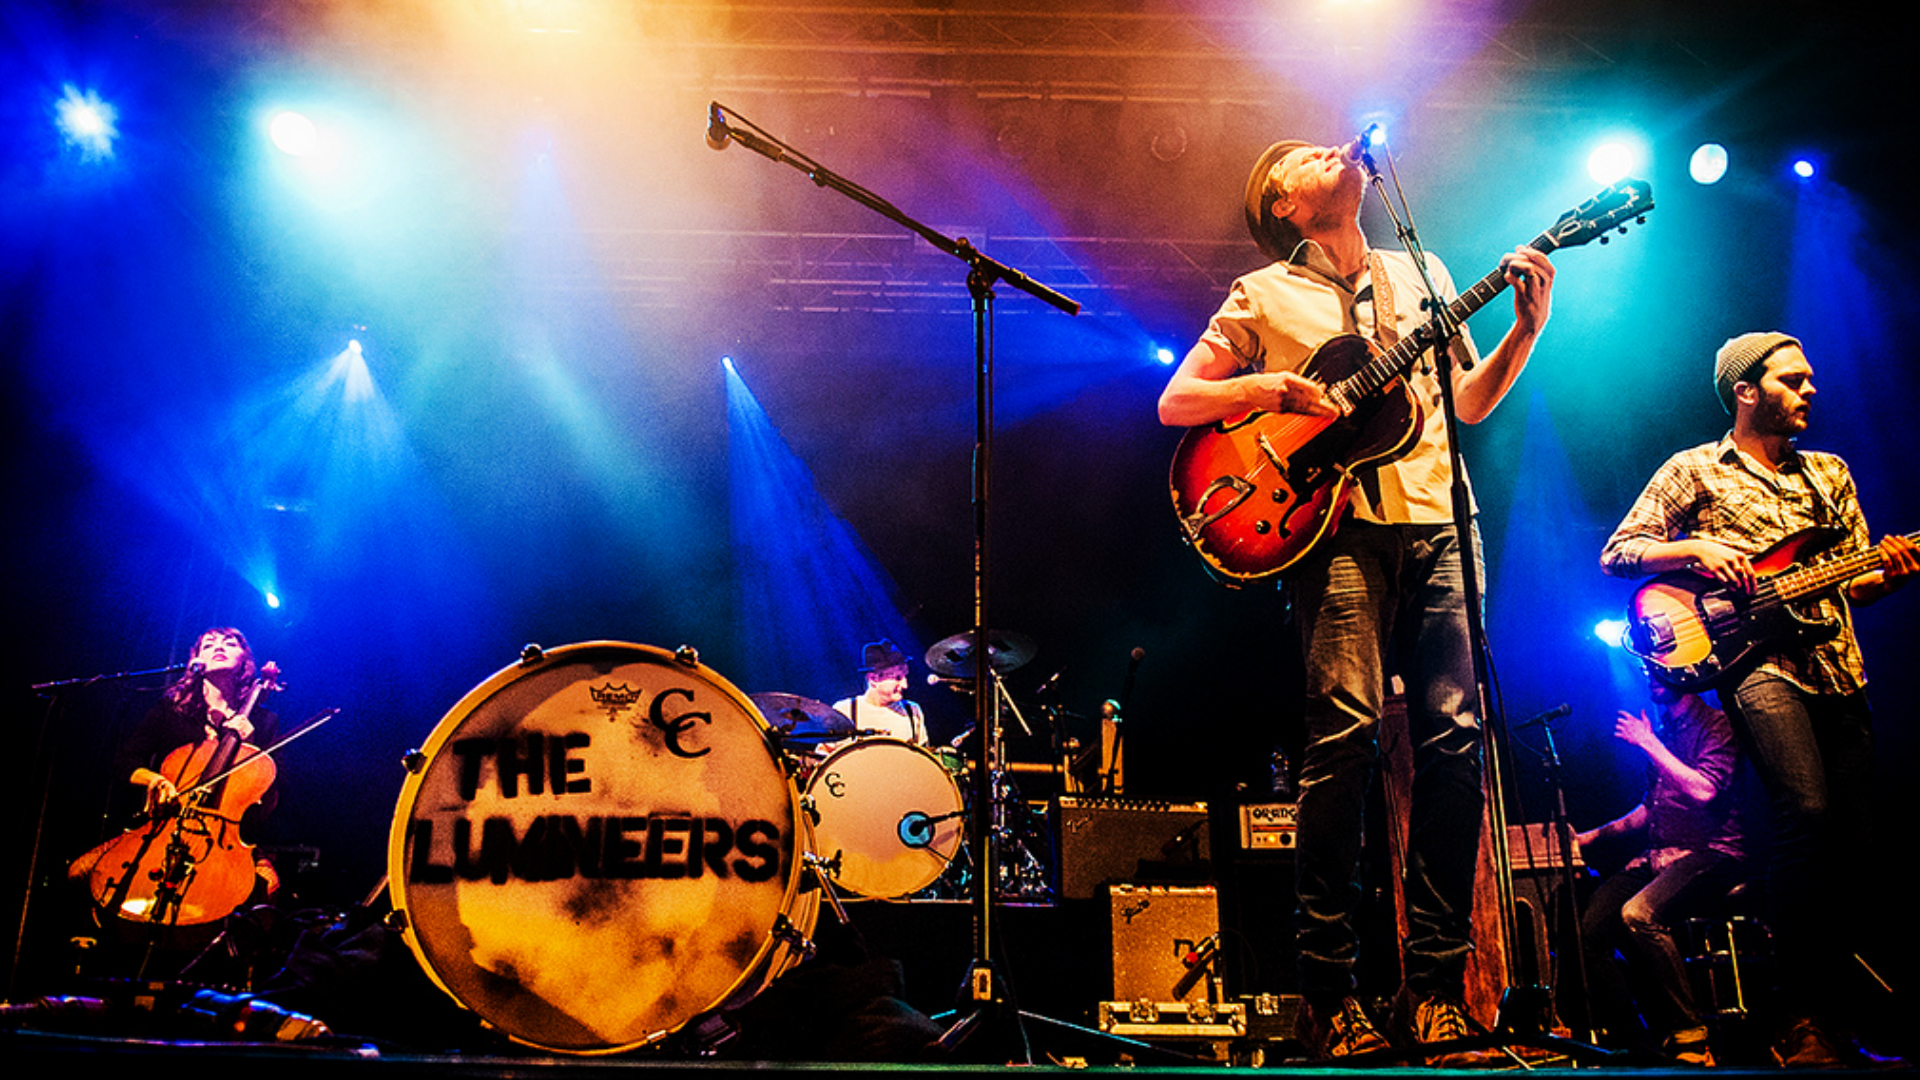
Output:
top-left (1350, 253), bottom-right (1406, 516)
top-left (1365, 251), bottom-right (1400, 351)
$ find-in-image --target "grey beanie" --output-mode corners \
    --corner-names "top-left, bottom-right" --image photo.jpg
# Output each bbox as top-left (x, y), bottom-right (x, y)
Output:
top-left (1714, 331), bottom-right (1801, 414)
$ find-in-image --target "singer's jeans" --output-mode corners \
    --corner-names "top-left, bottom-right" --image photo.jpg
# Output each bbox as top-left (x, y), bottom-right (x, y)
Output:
top-left (1287, 520), bottom-right (1484, 1002)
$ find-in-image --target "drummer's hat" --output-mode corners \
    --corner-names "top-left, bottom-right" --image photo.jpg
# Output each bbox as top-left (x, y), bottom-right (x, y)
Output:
top-left (859, 639), bottom-right (909, 673)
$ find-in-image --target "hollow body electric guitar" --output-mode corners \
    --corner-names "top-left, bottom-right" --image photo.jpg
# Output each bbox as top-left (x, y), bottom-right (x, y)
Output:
top-left (1169, 180), bottom-right (1654, 585)
top-left (1626, 526), bottom-right (1917, 692)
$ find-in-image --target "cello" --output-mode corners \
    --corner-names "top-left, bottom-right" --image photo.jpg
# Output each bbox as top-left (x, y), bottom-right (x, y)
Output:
top-left (80, 660), bottom-right (283, 929)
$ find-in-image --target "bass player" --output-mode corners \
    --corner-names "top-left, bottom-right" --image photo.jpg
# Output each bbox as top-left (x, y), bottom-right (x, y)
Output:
top-left (1158, 137), bottom-right (1554, 1059)
top-left (1600, 332), bottom-right (1916, 1065)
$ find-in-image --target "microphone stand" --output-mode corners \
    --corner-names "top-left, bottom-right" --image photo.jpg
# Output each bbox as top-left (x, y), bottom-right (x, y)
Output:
top-left (1517, 706), bottom-right (1601, 1045)
top-left (709, 104), bottom-right (1193, 1064)
top-left (11, 663), bottom-right (194, 997)
top-left (1353, 146), bottom-right (1610, 1065)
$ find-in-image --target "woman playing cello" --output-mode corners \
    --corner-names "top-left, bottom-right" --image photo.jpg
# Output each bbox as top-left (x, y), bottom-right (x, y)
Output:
top-left (106, 626), bottom-right (284, 913)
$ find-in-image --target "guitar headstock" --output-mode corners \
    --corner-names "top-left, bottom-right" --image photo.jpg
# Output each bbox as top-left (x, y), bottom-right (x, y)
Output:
top-left (1548, 178), bottom-right (1655, 250)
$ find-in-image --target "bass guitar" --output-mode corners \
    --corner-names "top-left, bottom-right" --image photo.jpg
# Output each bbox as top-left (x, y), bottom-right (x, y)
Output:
top-left (1169, 179), bottom-right (1654, 585)
top-left (1626, 526), bottom-right (1918, 692)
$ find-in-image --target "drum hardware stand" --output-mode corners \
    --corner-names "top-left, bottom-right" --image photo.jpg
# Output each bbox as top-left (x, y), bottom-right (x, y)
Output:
top-left (710, 103), bottom-right (1184, 1063)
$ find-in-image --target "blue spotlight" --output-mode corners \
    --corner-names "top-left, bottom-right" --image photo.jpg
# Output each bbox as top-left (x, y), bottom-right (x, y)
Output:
top-left (1593, 617), bottom-right (1628, 649)
top-left (1155, 346), bottom-right (1177, 366)
top-left (264, 589), bottom-right (282, 610)
top-left (1689, 143), bottom-right (1729, 185)
top-left (269, 110), bottom-right (320, 157)
top-left (54, 85), bottom-right (117, 159)
top-left (1792, 157), bottom-right (1817, 180)
top-left (335, 339), bottom-right (375, 403)
top-left (1586, 141), bottom-right (1638, 186)
top-left (721, 355), bottom-right (737, 374)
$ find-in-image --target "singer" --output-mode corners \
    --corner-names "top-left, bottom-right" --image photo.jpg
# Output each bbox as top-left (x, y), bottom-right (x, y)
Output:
top-left (117, 627), bottom-right (281, 816)
top-left (1157, 136), bottom-right (1554, 1061)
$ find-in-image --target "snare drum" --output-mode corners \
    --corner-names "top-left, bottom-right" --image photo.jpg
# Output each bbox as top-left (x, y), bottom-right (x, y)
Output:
top-left (388, 642), bottom-right (813, 1054)
top-left (804, 738), bottom-right (964, 898)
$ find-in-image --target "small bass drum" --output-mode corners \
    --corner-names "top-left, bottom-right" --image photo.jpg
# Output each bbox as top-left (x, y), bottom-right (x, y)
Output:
top-left (805, 738), bottom-right (964, 898)
top-left (388, 642), bottom-right (813, 1054)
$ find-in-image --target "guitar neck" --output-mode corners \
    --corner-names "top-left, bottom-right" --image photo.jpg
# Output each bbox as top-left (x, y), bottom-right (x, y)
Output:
top-left (1339, 231), bottom-right (1560, 403)
top-left (1770, 529), bottom-right (1920, 602)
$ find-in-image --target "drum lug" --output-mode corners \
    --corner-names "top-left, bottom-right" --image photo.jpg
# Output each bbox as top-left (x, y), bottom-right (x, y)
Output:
top-left (518, 643), bottom-right (545, 666)
top-left (770, 913), bottom-right (817, 964)
top-left (384, 908), bottom-right (409, 933)
top-left (673, 645), bottom-right (700, 668)
top-left (401, 748), bottom-right (426, 774)
top-left (798, 794), bottom-right (820, 827)
top-left (802, 848), bottom-right (840, 881)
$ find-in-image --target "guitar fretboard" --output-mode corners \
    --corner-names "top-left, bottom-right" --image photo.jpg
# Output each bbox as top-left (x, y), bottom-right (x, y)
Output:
top-left (1333, 231), bottom-right (1560, 406)
top-left (1769, 530), bottom-right (1920, 604)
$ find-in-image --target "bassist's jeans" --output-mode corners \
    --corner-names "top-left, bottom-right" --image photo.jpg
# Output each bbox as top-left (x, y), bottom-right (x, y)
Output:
top-left (1723, 675), bottom-right (1875, 1017)
top-left (1287, 520), bottom-right (1484, 1003)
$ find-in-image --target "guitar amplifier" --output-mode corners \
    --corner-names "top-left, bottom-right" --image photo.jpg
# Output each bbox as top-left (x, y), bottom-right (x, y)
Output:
top-left (1108, 883), bottom-right (1220, 1003)
top-left (1238, 802), bottom-right (1298, 852)
top-left (1056, 796), bottom-right (1210, 900)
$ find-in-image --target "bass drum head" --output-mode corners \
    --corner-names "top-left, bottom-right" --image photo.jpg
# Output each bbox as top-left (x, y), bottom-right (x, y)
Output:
top-left (805, 738), bottom-right (964, 898)
top-left (388, 642), bottom-right (803, 1054)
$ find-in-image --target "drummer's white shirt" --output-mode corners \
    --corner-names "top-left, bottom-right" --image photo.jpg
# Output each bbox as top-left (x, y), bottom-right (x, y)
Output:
top-left (830, 695), bottom-right (927, 746)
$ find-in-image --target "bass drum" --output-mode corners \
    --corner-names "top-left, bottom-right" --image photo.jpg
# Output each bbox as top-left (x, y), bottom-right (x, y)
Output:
top-left (388, 642), bottom-right (814, 1054)
top-left (805, 738), bottom-right (964, 899)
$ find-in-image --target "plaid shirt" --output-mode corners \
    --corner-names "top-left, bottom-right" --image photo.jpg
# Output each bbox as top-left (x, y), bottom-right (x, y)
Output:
top-left (1601, 433), bottom-right (1870, 695)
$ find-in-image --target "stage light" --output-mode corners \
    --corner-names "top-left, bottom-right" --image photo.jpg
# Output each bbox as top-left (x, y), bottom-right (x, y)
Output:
top-left (1155, 346), bottom-right (1177, 366)
top-left (1689, 143), bottom-right (1729, 185)
top-left (269, 110), bottom-right (319, 157)
top-left (1586, 142), bottom-right (1637, 186)
top-left (721, 355), bottom-right (737, 373)
top-left (264, 589), bottom-right (282, 610)
top-left (1792, 158), bottom-right (1817, 180)
top-left (54, 85), bottom-right (117, 159)
top-left (1593, 618), bottom-right (1628, 649)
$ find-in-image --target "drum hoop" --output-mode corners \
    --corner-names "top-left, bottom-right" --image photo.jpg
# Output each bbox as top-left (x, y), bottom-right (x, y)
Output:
top-left (385, 641), bottom-right (802, 1054)
top-left (810, 736), bottom-right (964, 800)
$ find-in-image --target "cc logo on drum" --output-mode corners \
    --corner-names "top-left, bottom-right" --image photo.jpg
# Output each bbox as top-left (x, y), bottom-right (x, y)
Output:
top-left (821, 771), bottom-right (847, 798)
top-left (647, 685), bottom-right (713, 759)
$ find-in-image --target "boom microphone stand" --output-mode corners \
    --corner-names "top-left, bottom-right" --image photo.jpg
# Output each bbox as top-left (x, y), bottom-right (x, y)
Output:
top-left (708, 103), bottom-right (1191, 1063)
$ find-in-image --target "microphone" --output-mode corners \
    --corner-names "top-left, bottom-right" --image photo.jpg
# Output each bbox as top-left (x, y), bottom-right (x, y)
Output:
top-left (1515, 703), bottom-right (1573, 730)
top-left (898, 811), bottom-right (933, 848)
top-left (705, 102), bottom-right (732, 151)
top-left (1119, 646), bottom-right (1144, 706)
top-left (1339, 123), bottom-right (1381, 165)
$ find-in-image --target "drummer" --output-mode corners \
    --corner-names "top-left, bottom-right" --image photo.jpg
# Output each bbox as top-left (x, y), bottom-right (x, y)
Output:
top-left (828, 639), bottom-right (928, 748)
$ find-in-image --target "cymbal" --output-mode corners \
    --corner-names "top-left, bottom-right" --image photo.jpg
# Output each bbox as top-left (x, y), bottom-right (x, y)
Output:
top-left (749, 693), bottom-right (853, 742)
top-left (925, 629), bottom-right (1036, 678)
